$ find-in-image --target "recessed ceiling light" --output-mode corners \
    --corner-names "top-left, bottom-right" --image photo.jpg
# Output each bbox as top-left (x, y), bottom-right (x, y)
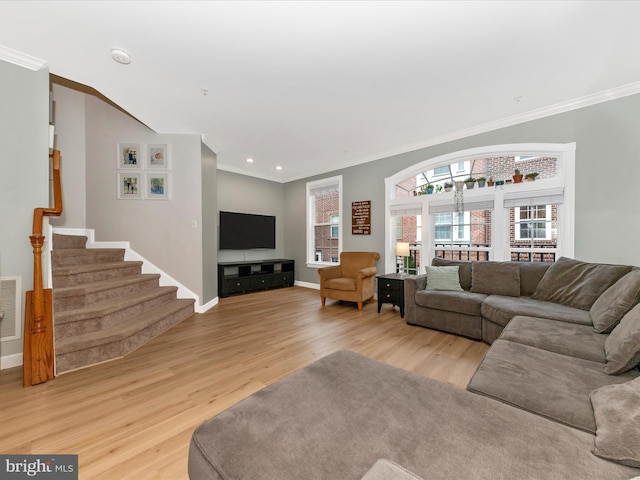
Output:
top-left (111, 48), bottom-right (131, 65)
top-left (246, 158), bottom-right (254, 163)
top-left (276, 165), bottom-right (283, 170)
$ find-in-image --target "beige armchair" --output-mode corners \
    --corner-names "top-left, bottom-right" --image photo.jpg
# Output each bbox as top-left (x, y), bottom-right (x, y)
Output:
top-left (318, 251), bottom-right (380, 311)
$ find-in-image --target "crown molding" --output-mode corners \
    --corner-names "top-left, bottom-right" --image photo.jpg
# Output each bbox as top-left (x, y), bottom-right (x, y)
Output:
top-left (217, 163), bottom-right (283, 183)
top-left (0, 45), bottom-right (47, 71)
top-left (276, 81), bottom-right (640, 183)
top-left (219, 81), bottom-right (640, 184)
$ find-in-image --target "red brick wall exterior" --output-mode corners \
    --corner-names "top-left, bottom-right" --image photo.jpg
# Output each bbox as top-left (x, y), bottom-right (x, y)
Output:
top-left (314, 192), bottom-right (340, 262)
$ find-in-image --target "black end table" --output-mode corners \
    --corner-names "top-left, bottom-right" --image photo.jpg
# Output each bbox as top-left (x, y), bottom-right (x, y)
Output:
top-left (377, 273), bottom-right (406, 317)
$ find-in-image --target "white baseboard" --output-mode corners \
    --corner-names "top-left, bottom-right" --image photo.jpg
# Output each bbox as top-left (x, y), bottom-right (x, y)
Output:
top-left (1, 353), bottom-right (22, 370)
top-left (199, 296), bottom-right (218, 313)
top-left (295, 280), bottom-right (319, 290)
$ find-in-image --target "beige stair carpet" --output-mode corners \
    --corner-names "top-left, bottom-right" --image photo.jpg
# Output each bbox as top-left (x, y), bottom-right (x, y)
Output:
top-left (51, 234), bottom-right (195, 373)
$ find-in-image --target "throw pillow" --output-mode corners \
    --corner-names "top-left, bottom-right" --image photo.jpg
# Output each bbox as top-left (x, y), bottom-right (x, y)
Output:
top-left (431, 258), bottom-right (472, 290)
top-left (591, 270), bottom-right (640, 333)
top-left (425, 266), bottom-right (463, 292)
top-left (532, 257), bottom-right (631, 310)
top-left (604, 303), bottom-right (640, 374)
top-left (590, 377), bottom-right (640, 468)
top-left (470, 261), bottom-right (520, 297)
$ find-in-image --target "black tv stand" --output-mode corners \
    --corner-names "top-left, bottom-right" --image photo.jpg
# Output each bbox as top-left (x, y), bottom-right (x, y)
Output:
top-left (218, 259), bottom-right (295, 298)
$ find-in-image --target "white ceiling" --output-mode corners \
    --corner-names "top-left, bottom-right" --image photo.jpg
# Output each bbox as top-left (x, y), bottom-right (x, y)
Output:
top-left (2, 1), bottom-right (640, 182)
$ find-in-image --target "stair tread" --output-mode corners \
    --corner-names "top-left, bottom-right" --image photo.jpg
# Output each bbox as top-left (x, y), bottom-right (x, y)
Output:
top-left (55, 299), bottom-right (195, 352)
top-left (53, 273), bottom-right (161, 298)
top-left (53, 261), bottom-right (143, 276)
top-left (54, 286), bottom-right (179, 322)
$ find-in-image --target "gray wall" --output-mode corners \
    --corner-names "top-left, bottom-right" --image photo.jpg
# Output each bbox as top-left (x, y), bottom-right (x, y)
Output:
top-left (49, 84), bottom-right (86, 228)
top-left (285, 93), bottom-right (640, 284)
top-left (201, 142), bottom-right (218, 303)
top-left (84, 95), bottom-right (204, 300)
top-left (0, 60), bottom-right (50, 362)
top-left (217, 170), bottom-right (285, 264)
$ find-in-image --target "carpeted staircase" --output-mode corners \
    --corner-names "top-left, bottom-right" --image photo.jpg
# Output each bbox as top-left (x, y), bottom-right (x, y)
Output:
top-left (51, 234), bottom-right (195, 373)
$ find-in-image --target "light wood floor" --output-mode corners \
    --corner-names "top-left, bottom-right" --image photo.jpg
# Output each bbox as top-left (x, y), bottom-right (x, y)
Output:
top-left (0, 286), bottom-right (489, 480)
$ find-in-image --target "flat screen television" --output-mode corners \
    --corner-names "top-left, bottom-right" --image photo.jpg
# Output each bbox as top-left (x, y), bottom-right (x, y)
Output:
top-left (219, 211), bottom-right (276, 250)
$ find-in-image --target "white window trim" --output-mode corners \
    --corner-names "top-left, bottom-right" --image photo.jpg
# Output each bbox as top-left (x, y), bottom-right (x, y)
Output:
top-left (384, 143), bottom-right (575, 273)
top-left (306, 175), bottom-right (343, 268)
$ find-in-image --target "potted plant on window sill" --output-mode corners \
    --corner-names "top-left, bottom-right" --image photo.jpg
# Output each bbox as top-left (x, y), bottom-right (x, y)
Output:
top-left (513, 169), bottom-right (524, 183)
top-left (477, 176), bottom-right (487, 188)
top-left (487, 177), bottom-right (495, 187)
top-left (465, 176), bottom-right (476, 189)
top-left (444, 182), bottom-right (453, 192)
top-left (525, 172), bottom-right (539, 182)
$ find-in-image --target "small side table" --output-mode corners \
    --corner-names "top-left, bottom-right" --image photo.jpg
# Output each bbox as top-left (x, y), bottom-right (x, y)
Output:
top-left (377, 273), bottom-right (406, 318)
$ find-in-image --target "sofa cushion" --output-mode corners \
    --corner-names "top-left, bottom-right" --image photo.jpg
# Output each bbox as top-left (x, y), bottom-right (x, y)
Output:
top-left (471, 261), bottom-right (520, 297)
top-left (604, 303), bottom-right (640, 374)
top-left (431, 258), bottom-right (472, 290)
top-left (532, 257), bottom-right (631, 310)
top-left (591, 270), bottom-right (640, 333)
top-left (481, 295), bottom-right (591, 328)
top-left (518, 262), bottom-right (552, 296)
top-left (500, 316), bottom-right (606, 363)
top-left (466, 339), bottom-right (640, 433)
top-left (590, 378), bottom-right (640, 468)
top-left (424, 266), bottom-right (463, 292)
top-left (415, 290), bottom-right (486, 317)
top-left (361, 459), bottom-right (425, 480)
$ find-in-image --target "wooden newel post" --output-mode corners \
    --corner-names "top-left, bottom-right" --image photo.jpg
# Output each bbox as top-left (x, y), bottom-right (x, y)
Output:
top-left (23, 150), bottom-right (62, 387)
top-left (23, 234), bottom-right (54, 386)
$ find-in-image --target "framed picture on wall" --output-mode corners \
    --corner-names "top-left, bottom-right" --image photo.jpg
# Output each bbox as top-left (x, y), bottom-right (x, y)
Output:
top-left (117, 172), bottom-right (142, 199)
top-left (145, 172), bottom-right (170, 200)
top-left (117, 143), bottom-right (142, 169)
top-left (146, 143), bottom-right (170, 169)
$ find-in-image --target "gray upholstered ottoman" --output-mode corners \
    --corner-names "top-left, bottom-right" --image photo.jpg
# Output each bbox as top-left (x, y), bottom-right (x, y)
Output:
top-left (188, 350), bottom-right (639, 479)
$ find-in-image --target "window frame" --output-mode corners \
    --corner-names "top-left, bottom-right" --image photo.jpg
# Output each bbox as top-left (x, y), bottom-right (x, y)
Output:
top-left (514, 205), bottom-right (553, 241)
top-left (306, 175), bottom-right (343, 268)
top-left (330, 214), bottom-right (340, 238)
top-left (384, 143), bottom-right (575, 273)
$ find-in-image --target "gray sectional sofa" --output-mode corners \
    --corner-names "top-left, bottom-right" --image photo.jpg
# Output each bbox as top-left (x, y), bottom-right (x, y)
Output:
top-left (404, 256), bottom-right (634, 344)
top-left (188, 257), bottom-right (640, 479)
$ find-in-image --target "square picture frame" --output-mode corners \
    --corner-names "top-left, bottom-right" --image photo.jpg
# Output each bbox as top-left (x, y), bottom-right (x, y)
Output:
top-left (117, 172), bottom-right (142, 199)
top-left (117, 142), bottom-right (142, 169)
top-left (145, 172), bottom-right (170, 200)
top-left (146, 143), bottom-right (170, 170)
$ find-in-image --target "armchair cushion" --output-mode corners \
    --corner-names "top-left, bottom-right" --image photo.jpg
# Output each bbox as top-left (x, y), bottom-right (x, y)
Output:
top-left (324, 277), bottom-right (357, 292)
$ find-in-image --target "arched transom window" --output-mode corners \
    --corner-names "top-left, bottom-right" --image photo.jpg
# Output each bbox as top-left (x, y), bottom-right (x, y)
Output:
top-left (384, 143), bottom-right (575, 275)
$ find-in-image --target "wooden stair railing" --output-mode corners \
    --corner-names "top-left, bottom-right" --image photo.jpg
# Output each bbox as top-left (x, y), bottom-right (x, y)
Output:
top-left (23, 149), bottom-right (63, 387)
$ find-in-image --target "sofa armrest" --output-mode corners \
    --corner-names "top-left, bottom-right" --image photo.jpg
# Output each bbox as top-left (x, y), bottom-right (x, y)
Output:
top-left (357, 266), bottom-right (378, 279)
top-left (404, 275), bottom-right (427, 323)
top-left (318, 265), bottom-right (343, 281)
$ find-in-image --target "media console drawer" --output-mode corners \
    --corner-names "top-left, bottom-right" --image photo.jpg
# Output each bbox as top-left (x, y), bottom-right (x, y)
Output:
top-left (218, 259), bottom-right (295, 298)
